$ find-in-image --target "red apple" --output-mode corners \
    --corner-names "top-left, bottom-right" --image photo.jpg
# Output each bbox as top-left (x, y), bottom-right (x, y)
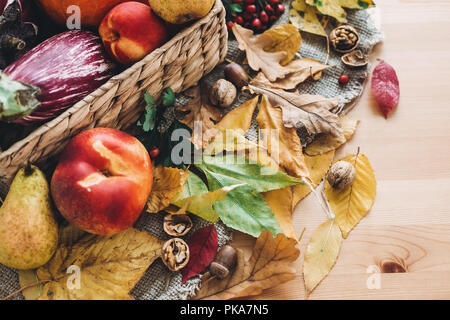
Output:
top-left (51, 128), bottom-right (153, 235)
top-left (99, 1), bottom-right (168, 64)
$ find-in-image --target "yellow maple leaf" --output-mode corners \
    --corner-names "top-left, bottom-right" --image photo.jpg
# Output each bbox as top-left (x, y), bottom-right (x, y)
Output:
top-left (290, 0), bottom-right (329, 37)
top-left (324, 153), bottom-right (377, 238)
top-left (262, 188), bottom-right (296, 240)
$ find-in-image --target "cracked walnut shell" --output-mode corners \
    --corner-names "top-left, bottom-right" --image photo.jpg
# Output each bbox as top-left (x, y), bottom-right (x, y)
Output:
top-left (163, 214), bottom-right (193, 237)
top-left (330, 25), bottom-right (360, 53)
top-left (162, 238), bottom-right (190, 272)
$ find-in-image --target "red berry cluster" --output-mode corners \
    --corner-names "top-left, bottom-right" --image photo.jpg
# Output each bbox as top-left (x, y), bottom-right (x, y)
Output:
top-left (224, 0), bottom-right (286, 33)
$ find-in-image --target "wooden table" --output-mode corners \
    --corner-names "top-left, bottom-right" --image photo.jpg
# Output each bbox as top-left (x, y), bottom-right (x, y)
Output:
top-left (233, 0), bottom-right (450, 300)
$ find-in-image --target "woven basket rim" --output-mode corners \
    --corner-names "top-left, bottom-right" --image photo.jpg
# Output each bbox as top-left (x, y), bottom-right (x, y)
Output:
top-left (0, 0), bottom-right (225, 161)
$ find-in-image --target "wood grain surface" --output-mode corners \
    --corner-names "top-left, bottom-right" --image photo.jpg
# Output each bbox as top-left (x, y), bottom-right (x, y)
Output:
top-left (232, 0), bottom-right (450, 300)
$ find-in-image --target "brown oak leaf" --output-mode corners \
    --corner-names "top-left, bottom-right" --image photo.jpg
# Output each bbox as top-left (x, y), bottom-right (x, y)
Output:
top-left (232, 24), bottom-right (291, 82)
top-left (193, 230), bottom-right (299, 300)
top-left (177, 83), bottom-right (223, 149)
top-left (251, 58), bottom-right (331, 90)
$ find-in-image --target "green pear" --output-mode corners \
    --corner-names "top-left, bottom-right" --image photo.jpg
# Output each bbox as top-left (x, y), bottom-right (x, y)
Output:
top-left (0, 164), bottom-right (58, 270)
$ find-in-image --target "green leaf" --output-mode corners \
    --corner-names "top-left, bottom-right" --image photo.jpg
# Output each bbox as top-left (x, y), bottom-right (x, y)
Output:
top-left (137, 92), bottom-right (157, 132)
top-left (172, 172), bottom-right (208, 203)
top-left (162, 88), bottom-right (175, 107)
top-left (199, 155), bottom-right (305, 193)
top-left (195, 154), bottom-right (305, 237)
top-left (201, 166), bottom-right (283, 238)
top-left (230, 4), bottom-right (243, 13)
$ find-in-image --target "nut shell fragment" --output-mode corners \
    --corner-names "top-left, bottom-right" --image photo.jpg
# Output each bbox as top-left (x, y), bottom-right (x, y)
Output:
top-left (329, 25), bottom-right (360, 53)
top-left (341, 50), bottom-right (368, 68)
top-left (162, 238), bottom-right (190, 272)
top-left (163, 214), bottom-right (193, 237)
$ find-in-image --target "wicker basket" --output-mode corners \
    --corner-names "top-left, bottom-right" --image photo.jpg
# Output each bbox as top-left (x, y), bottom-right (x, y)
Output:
top-left (0, 0), bottom-right (227, 184)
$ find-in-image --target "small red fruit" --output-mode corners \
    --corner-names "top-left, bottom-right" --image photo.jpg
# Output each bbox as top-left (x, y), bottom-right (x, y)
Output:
top-left (339, 74), bottom-right (350, 85)
top-left (260, 11), bottom-right (269, 23)
top-left (149, 147), bottom-right (160, 159)
top-left (269, 15), bottom-right (278, 23)
top-left (246, 4), bottom-right (256, 13)
top-left (244, 0), bottom-right (254, 3)
top-left (276, 4), bottom-right (285, 15)
top-left (251, 18), bottom-right (262, 29)
top-left (269, 0), bottom-right (279, 4)
top-left (233, 0), bottom-right (242, 3)
top-left (265, 4), bottom-right (274, 12)
top-left (234, 16), bottom-right (244, 24)
top-left (243, 11), bottom-right (253, 21)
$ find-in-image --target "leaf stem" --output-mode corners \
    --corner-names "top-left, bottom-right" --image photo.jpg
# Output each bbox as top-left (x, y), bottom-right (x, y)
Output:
top-left (1, 279), bottom-right (50, 301)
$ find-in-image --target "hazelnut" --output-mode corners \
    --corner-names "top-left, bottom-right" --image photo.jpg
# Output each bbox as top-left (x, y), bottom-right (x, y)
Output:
top-left (163, 214), bottom-right (193, 237)
top-left (162, 238), bottom-right (190, 272)
top-left (341, 50), bottom-right (368, 68)
top-left (329, 25), bottom-right (360, 53)
top-left (210, 79), bottom-right (237, 108)
top-left (224, 62), bottom-right (249, 88)
top-left (327, 161), bottom-right (356, 190)
top-left (209, 245), bottom-right (237, 279)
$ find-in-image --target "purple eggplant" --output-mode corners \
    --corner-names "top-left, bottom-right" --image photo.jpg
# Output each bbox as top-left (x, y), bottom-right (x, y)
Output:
top-left (0, 30), bottom-right (117, 124)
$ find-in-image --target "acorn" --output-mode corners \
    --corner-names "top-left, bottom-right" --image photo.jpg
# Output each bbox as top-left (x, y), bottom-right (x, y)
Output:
top-left (224, 62), bottom-right (249, 88)
top-left (327, 161), bottom-right (356, 190)
top-left (209, 245), bottom-right (237, 279)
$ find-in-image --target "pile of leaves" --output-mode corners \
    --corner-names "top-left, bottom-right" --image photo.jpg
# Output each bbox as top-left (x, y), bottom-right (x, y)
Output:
top-left (11, 2), bottom-right (382, 301)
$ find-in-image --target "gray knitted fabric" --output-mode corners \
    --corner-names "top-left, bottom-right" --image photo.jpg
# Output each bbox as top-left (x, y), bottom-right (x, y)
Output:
top-left (0, 3), bottom-right (382, 301)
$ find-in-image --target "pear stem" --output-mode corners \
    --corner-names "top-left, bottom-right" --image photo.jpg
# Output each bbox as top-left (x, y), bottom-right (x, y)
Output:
top-left (24, 162), bottom-right (34, 177)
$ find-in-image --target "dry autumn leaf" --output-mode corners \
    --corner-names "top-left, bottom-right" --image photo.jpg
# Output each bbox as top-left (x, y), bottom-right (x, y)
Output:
top-left (251, 58), bottom-right (331, 90)
top-left (292, 150), bottom-right (335, 207)
top-left (146, 166), bottom-right (189, 213)
top-left (193, 230), bottom-right (299, 299)
top-left (303, 219), bottom-right (342, 296)
top-left (232, 24), bottom-right (291, 82)
top-left (216, 96), bottom-right (259, 132)
top-left (248, 83), bottom-right (343, 142)
top-left (290, 0), bottom-right (329, 37)
top-left (35, 225), bottom-right (164, 300)
top-left (306, 0), bottom-right (375, 23)
top-left (263, 24), bottom-right (302, 66)
top-left (204, 96), bottom-right (260, 155)
top-left (257, 95), bottom-right (310, 178)
top-left (177, 83), bottom-right (223, 149)
top-left (324, 153), bottom-right (377, 238)
top-left (305, 116), bottom-right (359, 156)
top-left (262, 188), bottom-right (296, 240)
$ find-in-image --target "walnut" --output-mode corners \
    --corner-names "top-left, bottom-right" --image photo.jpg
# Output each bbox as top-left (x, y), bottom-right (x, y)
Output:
top-left (163, 214), bottom-right (193, 237)
top-left (162, 238), bottom-right (190, 272)
top-left (210, 79), bottom-right (237, 108)
top-left (327, 161), bottom-right (356, 190)
top-left (329, 25), bottom-right (360, 53)
top-left (341, 49), bottom-right (368, 68)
